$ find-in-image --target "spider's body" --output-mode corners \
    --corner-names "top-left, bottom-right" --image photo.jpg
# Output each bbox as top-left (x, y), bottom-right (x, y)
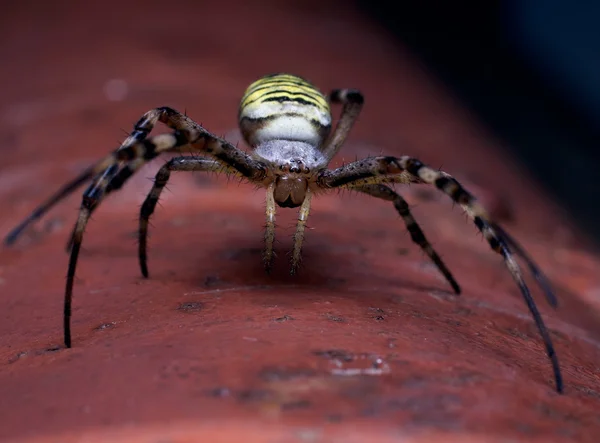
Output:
top-left (239, 73), bottom-right (332, 147)
top-left (4, 73), bottom-right (564, 393)
top-left (240, 74), bottom-right (331, 208)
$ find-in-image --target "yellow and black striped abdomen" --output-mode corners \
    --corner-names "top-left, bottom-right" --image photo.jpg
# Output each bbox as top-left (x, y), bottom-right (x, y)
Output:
top-left (238, 73), bottom-right (332, 147)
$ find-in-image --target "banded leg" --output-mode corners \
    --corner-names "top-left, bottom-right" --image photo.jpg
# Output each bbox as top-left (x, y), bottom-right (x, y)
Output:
top-left (491, 222), bottom-right (557, 307)
top-left (62, 109), bottom-right (193, 348)
top-left (62, 104), bottom-right (211, 251)
top-left (65, 121), bottom-right (264, 347)
top-left (290, 189), bottom-right (313, 275)
top-left (319, 155), bottom-right (555, 303)
top-left (64, 163), bottom-right (123, 348)
top-left (4, 106), bottom-right (192, 246)
top-left (65, 159), bottom-right (143, 251)
top-left (65, 157), bottom-right (151, 346)
top-left (21, 107), bottom-right (267, 348)
top-left (264, 182), bottom-right (277, 273)
top-left (322, 89), bottom-right (364, 161)
top-left (320, 155), bottom-right (562, 393)
top-left (139, 156), bottom-right (242, 278)
top-left (354, 184), bottom-right (460, 294)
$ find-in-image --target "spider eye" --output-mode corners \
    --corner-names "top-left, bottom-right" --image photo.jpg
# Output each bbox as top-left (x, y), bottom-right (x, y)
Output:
top-left (304, 167), bottom-right (310, 173)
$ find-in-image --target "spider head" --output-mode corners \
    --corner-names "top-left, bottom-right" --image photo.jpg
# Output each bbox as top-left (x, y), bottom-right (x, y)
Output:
top-left (273, 156), bottom-right (313, 207)
top-left (272, 157), bottom-right (313, 208)
top-left (252, 140), bottom-right (326, 208)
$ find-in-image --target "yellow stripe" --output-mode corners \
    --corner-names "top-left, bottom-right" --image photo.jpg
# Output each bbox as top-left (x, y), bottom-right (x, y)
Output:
top-left (243, 89), bottom-right (323, 108)
top-left (245, 75), bottom-right (312, 91)
top-left (240, 73), bottom-right (329, 115)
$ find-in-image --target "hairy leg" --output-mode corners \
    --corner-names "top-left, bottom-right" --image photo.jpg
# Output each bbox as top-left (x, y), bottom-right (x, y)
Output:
top-left (65, 159), bottom-right (144, 252)
top-left (138, 156), bottom-right (239, 277)
top-left (64, 163), bottom-right (122, 348)
top-left (13, 107), bottom-right (268, 348)
top-left (354, 183), bottom-right (460, 294)
top-left (264, 182), bottom-right (277, 273)
top-left (491, 222), bottom-right (557, 307)
top-left (320, 155), bottom-right (562, 393)
top-left (4, 107), bottom-right (194, 245)
top-left (321, 89), bottom-right (364, 161)
top-left (319, 155), bottom-right (554, 304)
top-left (290, 189), bottom-right (313, 275)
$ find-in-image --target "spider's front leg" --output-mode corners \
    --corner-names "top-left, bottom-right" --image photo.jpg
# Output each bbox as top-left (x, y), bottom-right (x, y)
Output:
top-left (4, 107), bottom-right (192, 246)
top-left (138, 157), bottom-right (241, 278)
top-left (62, 122), bottom-right (265, 348)
top-left (319, 155), bottom-right (563, 393)
top-left (264, 182), bottom-right (277, 273)
top-left (5, 105), bottom-right (266, 348)
top-left (61, 107), bottom-right (205, 347)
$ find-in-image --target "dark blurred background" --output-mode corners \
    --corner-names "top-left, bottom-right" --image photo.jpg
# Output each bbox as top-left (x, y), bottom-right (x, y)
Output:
top-left (360, 0), bottom-right (600, 243)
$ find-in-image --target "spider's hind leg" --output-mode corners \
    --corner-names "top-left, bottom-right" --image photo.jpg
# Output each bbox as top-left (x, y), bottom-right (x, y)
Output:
top-left (322, 88), bottom-right (364, 161)
top-left (354, 183), bottom-right (460, 294)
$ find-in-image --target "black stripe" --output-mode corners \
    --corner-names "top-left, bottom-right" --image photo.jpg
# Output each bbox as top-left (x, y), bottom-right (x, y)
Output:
top-left (261, 96), bottom-right (317, 107)
top-left (245, 91), bottom-right (323, 108)
top-left (143, 140), bottom-right (157, 160)
top-left (345, 90), bottom-right (364, 105)
top-left (435, 176), bottom-right (451, 190)
top-left (174, 129), bottom-right (189, 147)
top-left (246, 80), bottom-right (314, 96)
top-left (473, 216), bottom-right (485, 230)
top-left (106, 165), bottom-right (135, 192)
top-left (405, 158), bottom-right (424, 176)
top-left (133, 117), bottom-right (152, 133)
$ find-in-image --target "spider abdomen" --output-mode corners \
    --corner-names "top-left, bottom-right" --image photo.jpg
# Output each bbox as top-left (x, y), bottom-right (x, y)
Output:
top-left (238, 73), bottom-right (332, 147)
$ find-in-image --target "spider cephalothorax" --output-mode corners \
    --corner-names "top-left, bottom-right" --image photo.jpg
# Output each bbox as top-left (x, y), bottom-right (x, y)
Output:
top-left (4, 73), bottom-right (563, 393)
top-left (253, 139), bottom-right (324, 208)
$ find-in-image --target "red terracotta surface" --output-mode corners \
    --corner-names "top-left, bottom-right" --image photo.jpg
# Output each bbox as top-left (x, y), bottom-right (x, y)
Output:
top-left (1, 1), bottom-right (600, 442)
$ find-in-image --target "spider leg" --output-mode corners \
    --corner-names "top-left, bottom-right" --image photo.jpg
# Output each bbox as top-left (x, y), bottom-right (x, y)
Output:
top-left (321, 89), bottom-right (364, 161)
top-left (4, 107), bottom-right (189, 246)
top-left (353, 184), bottom-right (460, 294)
top-left (319, 155), bottom-right (562, 393)
top-left (65, 160), bottom-right (143, 252)
top-left (10, 106), bottom-right (266, 348)
top-left (290, 189), bottom-right (313, 275)
top-left (65, 163), bottom-right (123, 348)
top-left (63, 127), bottom-right (264, 347)
top-left (4, 167), bottom-right (95, 245)
top-left (138, 156), bottom-right (240, 278)
top-left (264, 182), bottom-right (277, 273)
top-left (491, 223), bottom-right (557, 308)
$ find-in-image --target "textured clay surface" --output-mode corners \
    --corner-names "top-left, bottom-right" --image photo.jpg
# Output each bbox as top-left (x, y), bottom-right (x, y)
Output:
top-left (1, 1), bottom-right (599, 442)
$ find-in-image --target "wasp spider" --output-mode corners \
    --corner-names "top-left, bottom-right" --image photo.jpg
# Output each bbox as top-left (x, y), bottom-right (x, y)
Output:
top-left (4, 73), bottom-right (562, 392)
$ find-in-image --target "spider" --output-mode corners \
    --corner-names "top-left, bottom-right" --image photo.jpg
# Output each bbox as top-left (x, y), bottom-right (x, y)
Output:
top-left (4, 73), bottom-right (562, 393)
